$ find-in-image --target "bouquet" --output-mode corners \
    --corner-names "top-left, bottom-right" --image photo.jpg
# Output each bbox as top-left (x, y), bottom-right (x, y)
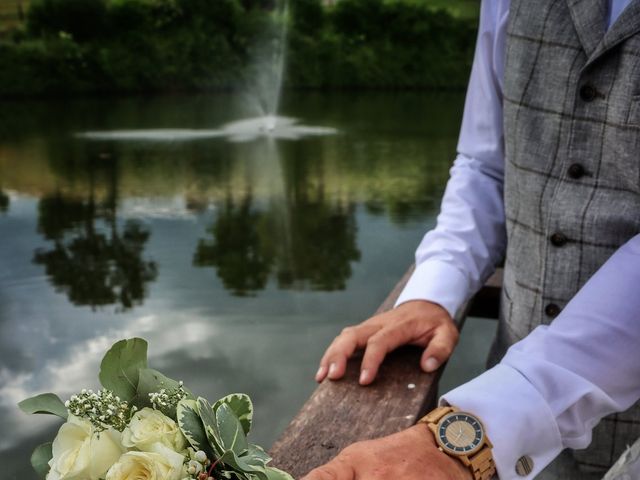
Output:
top-left (18, 338), bottom-right (293, 480)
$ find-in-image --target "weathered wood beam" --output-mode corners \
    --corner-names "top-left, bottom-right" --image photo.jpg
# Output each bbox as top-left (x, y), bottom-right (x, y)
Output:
top-left (270, 267), bottom-right (503, 478)
top-left (269, 267), bottom-right (439, 477)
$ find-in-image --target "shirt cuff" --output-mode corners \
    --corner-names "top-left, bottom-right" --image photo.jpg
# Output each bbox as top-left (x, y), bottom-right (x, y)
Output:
top-left (394, 260), bottom-right (470, 318)
top-left (441, 365), bottom-right (563, 480)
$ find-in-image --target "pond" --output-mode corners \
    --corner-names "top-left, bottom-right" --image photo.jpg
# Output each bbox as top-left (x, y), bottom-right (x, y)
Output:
top-left (0, 91), bottom-right (495, 479)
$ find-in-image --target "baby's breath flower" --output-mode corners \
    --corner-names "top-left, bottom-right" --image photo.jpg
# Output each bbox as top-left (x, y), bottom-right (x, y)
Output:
top-left (148, 382), bottom-right (187, 413)
top-left (66, 388), bottom-right (132, 432)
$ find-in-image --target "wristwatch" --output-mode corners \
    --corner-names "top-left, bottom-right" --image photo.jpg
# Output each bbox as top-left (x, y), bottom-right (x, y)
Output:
top-left (418, 406), bottom-right (496, 480)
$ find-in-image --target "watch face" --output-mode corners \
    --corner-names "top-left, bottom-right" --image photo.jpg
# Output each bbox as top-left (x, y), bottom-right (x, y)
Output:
top-left (437, 412), bottom-right (484, 456)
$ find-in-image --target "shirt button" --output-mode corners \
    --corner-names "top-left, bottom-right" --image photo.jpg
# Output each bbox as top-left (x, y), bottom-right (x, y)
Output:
top-left (545, 303), bottom-right (561, 318)
top-left (567, 163), bottom-right (585, 179)
top-left (579, 84), bottom-right (597, 101)
top-left (550, 232), bottom-right (568, 247)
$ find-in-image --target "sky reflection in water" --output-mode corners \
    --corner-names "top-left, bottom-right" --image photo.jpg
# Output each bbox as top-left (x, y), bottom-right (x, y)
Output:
top-left (0, 92), bottom-right (476, 479)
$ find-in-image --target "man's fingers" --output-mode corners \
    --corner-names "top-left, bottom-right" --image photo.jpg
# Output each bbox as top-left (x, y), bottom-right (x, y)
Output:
top-left (300, 458), bottom-right (356, 480)
top-left (359, 324), bottom-right (414, 385)
top-left (420, 323), bottom-right (459, 373)
top-left (316, 324), bottom-right (380, 382)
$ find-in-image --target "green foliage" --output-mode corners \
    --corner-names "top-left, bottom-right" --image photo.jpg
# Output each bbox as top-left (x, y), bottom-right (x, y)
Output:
top-left (1, 0), bottom-right (477, 97)
top-left (287, 0), bottom-right (477, 89)
top-left (213, 394), bottom-right (253, 435)
top-left (177, 399), bottom-right (212, 455)
top-left (190, 395), bottom-right (291, 480)
top-left (290, 0), bottom-right (324, 33)
top-left (18, 337), bottom-right (294, 480)
top-left (28, 0), bottom-right (108, 41)
top-left (216, 403), bottom-right (249, 455)
top-left (30, 442), bottom-right (53, 479)
top-left (135, 367), bottom-right (193, 416)
top-left (99, 337), bottom-right (148, 401)
top-left (18, 393), bottom-right (68, 420)
top-left (0, 38), bottom-right (94, 96)
top-left (264, 467), bottom-right (296, 480)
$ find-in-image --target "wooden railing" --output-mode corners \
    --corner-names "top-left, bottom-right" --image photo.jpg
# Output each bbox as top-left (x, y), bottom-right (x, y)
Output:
top-left (270, 267), bottom-right (502, 478)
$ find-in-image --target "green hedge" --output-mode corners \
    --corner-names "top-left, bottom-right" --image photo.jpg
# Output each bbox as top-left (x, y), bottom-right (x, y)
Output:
top-left (0, 0), bottom-right (477, 97)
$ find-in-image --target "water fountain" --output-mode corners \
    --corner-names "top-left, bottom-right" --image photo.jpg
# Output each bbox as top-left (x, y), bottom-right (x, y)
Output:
top-left (77, 1), bottom-right (337, 143)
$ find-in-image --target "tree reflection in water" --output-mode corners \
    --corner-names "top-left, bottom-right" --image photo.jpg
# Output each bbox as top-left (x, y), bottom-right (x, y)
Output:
top-left (194, 191), bottom-right (360, 296)
top-left (0, 190), bottom-right (9, 213)
top-left (194, 195), bottom-right (274, 296)
top-left (277, 199), bottom-right (360, 290)
top-left (33, 156), bottom-right (157, 311)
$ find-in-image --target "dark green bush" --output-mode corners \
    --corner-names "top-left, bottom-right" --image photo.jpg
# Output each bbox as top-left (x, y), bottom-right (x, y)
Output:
top-left (0, 38), bottom-right (94, 96)
top-left (27, 0), bottom-right (108, 41)
top-left (2, 0), bottom-right (477, 97)
top-left (290, 0), bottom-right (324, 34)
top-left (287, 0), bottom-right (476, 89)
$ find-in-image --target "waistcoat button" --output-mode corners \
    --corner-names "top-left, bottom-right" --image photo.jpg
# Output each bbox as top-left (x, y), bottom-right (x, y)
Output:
top-left (550, 232), bottom-right (568, 247)
top-left (545, 303), bottom-right (561, 318)
top-left (579, 84), bottom-right (597, 101)
top-left (567, 163), bottom-right (585, 179)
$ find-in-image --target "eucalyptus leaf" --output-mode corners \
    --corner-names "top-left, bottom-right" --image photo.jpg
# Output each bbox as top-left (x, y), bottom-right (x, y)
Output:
top-left (213, 393), bottom-right (253, 435)
top-left (216, 403), bottom-right (248, 455)
top-left (30, 442), bottom-right (53, 479)
top-left (99, 338), bottom-right (148, 401)
top-left (18, 393), bottom-right (68, 420)
top-left (264, 467), bottom-right (294, 480)
top-left (177, 399), bottom-right (212, 456)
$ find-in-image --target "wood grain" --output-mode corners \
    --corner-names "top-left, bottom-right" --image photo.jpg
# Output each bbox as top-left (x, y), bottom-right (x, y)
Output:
top-left (269, 266), bottom-right (441, 478)
top-left (269, 266), bottom-right (503, 478)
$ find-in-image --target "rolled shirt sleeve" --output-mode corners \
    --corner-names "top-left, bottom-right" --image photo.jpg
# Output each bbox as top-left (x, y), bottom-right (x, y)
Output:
top-left (395, 0), bottom-right (510, 318)
top-left (443, 235), bottom-right (640, 479)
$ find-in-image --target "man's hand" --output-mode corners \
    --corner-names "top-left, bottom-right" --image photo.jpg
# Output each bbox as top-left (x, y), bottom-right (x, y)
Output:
top-left (316, 300), bottom-right (459, 385)
top-left (300, 424), bottom-right (472, 480)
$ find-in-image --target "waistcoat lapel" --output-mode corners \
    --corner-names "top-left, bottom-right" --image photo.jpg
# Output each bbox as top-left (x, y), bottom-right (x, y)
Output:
top-left (566, 0), bottom-right (607, 56)
top-left (587, 0), bottom-right (640, 67)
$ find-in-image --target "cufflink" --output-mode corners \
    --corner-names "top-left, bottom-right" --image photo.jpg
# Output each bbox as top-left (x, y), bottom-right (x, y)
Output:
top-left (515, 455), bottom-right (534, 476)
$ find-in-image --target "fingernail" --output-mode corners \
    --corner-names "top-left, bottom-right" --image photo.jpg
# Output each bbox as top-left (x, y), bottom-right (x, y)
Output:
top-left (328, 363), bottom-right (338, 378)
top-left (359, 369), bottom-right (370, 385)
top-left (315, 366), bottom-right (327, 381)
top-left (424, 357), bottom-right (440, 372)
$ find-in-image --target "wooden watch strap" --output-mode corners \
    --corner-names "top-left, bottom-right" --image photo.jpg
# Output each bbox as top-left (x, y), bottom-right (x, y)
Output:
top-left (419, 406), bottom-right (454, 425)
top-left (470, 446), bottom-right (496, 480)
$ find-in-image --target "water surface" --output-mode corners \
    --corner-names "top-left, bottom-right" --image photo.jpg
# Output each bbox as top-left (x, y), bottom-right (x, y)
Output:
top-left (0, 91), bottom-right (494, 479)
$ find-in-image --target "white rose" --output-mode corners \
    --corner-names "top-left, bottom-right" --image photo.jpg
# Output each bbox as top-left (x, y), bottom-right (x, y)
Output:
top-left (106, 443), bottom-right (185, 480)
top-left (122, 407), bottom-right (186, 453)
top-left (48, 414), bottom-right (123, 480)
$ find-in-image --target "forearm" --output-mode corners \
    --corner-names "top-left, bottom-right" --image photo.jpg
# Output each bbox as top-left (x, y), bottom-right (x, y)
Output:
top-left (395, 153), bottom-right (506, 317)
top-left (444, 235), bottom-right (640, 479)
top-left (396, 0), bottom-right (509, 318)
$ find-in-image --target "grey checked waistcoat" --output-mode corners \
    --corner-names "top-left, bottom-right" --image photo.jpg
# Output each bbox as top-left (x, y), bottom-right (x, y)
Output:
top-left (489, 0), bottom-right (640, 474)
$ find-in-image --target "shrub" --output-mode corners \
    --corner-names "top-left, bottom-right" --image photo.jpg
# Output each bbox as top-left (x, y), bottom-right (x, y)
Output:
top-left (27, 0), bottom-right (108, 41)
top-left (2, 0), bottom-right (478, 97)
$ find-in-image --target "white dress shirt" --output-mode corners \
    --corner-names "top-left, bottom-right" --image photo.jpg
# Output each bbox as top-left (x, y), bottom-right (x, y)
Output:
top-left (395, 0), bottom-right (640, 478)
